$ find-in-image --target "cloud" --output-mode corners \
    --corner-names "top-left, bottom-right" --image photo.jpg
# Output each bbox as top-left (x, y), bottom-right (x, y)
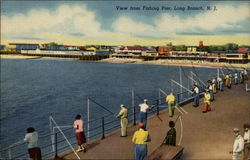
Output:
top-left (112, 17), bottom-right (156, 36)
top-left (1, 4), bottom-right (102, 39)
top-left (1, 3), bottom-right (249, 45)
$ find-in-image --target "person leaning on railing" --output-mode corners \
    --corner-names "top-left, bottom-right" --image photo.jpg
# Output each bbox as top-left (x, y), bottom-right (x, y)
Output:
top-left (73, 114), bottom-right (87, 152)
top-left (166, 93), bottom-right (176, 117)
top-left (138, 99), bottom-right (150, 129)
top-left (203, 89), bottom-right (211, 113)
top-left (192, 84), bottom-right (199, 107)
top-left (116, 104), bottom-right (128, 137)
top-left (23, 127), bottom-right (42, 160)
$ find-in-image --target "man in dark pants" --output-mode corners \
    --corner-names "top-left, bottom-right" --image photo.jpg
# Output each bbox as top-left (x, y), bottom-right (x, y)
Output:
top-left (139, 99), bottom-right (150, 129)
top-left (193, 84), bottom-right (199, 107)
top-left (243, 124), bottom-right (250, 160)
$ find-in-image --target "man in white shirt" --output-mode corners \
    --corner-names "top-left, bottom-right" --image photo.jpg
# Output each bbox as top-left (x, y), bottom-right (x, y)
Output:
top-left (139, 99), bottom-right (150, 129)
top-left (243, 124), bottom-right (250, 160)
top-left (231, 128), bottom-right (244, 160)
top-left (234, 73), bottom-right (238, 85)
top-left (24, 127), bottom-right (41, 160)
top-left (193, 84), bottom-right (199, 107)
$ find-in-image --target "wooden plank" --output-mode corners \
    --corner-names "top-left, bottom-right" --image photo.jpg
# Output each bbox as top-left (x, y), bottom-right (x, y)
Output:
top-left (148, 145), bottom-right (184, 160)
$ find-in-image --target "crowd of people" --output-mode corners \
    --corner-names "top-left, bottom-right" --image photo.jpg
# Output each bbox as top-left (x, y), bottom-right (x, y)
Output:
top-left (21, 69), bottom-right (248, 160)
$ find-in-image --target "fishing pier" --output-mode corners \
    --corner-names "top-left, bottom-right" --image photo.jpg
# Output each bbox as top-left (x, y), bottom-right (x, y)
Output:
top-left (1, 67), bottom-right (249, 160)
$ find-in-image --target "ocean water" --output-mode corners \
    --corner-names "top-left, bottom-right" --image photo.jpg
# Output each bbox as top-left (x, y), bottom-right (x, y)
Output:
top-left (1, 58), bottom-right (234, 158)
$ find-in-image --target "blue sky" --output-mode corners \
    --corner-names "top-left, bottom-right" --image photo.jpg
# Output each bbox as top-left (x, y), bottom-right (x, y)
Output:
top-left (1, 1), bottom-right (250, 45)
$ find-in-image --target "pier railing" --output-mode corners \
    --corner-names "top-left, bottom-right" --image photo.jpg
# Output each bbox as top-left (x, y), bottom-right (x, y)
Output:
top-left (0, 89), bottom-right (194, 159)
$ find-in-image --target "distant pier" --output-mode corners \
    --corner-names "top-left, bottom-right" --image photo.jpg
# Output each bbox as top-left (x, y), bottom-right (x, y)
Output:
top-left (18, 53), bottom-right (109, 61)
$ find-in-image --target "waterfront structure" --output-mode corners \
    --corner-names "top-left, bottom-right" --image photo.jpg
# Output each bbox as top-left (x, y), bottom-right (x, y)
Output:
top-left (187, 46), bottom-right (197, 52)
top-left (156, 46), bottom-right (175, 56)
top-left (237, 47), bottom-right (250, 53)
top-left (86, 47), bottom-right (97, 51)
top-left (118, 46), bottom-right (143, 55)
top-left (141, 48), bottom-right (158, 57)
top-left (197, 41), bottom-right (209, 52)
top-left (21, 48), bottom-right (96, 55)
top-left (64, 45), bottom-right (86, 51)
top-left (237, 47), bottom-right (250, 63)
top-left (9, 43), bottom-right (39, 51)
top-left (225, 53), bottom-right (248, 63)
top-left (99, 45), bottom-right (116, 52)
top-left (0, 45), bottom-right (5, 50)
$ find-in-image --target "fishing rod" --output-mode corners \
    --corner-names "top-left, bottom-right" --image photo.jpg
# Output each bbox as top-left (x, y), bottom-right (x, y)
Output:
top-left (174, 114), bottom-right (181, 124)
top-left (88, 97), bottom-right (116, 116)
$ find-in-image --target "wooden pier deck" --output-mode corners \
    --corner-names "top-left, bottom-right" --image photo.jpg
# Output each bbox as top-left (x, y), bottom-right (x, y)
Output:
top-left (57, 83), bottom-right (250, 160)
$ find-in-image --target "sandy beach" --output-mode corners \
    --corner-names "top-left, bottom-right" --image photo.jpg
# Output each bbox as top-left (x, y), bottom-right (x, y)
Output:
top-left (1, 54), bottom-right (249, 69)
top-left (0, 54), bottom-right (42, 59)
top-left (100, 57), bottom-right (250, 69)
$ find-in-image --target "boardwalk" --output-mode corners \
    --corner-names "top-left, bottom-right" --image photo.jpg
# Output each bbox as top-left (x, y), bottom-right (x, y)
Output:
top-left (59, 84), bottom-right (250, 160)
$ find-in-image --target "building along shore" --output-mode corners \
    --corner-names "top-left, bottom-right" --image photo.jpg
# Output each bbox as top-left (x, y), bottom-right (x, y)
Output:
top-left (1, 54), bottom-right (249, 69)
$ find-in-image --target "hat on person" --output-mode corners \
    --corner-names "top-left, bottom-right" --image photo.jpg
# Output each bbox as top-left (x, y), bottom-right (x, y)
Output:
top-left (138, 123), bottom-right (144, 128)
top-left (120, 104), bottom-right (125, 107)
top-left (169, 121), bottom-right (175, 128)
top-left (144, 99), bottom-right (148, 102)
top-left (233, 128), bottom-right (240, 133)
top-left (244, 124), bottom-right (250, 129)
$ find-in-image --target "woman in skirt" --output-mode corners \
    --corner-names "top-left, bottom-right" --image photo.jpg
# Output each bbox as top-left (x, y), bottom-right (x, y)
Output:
top-left (73, 114), bottom-right (87, 152)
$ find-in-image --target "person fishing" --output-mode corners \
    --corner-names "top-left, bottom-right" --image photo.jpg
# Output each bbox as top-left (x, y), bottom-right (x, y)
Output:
top-left (192, 84), bottom-right (199, 107)
top-left (234, 72), bottom-right (238, 85)
top-left (203, 89), bottom-right (211, 113)
top-left (217, 76), bottom-right (224, 91)
top-left (24, 127), bottom-right (42, 160)
top-left (138, 99), bottom-right (150, 129)
top-left (166, 92), bottom-right (176, 117)
top-left (116, 104), bottom-right (128, 137)
top-left (207, 80), bottom-right (214, 101)
top-left (73, 114), bottom-right (87, 152)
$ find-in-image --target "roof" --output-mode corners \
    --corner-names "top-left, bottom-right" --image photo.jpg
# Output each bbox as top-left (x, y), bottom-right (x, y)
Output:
top-left (157, 46), bottom-right (174, 49)
top-left (198, 46), bottom-right (209, 49)
top-left (126, 46), bottom-right (142, 50)
top-left (237, 48), bottom-right (249, 53)
top-left (187, 46), bottom-right (198, 48)
top-left (9, 43), bottom-right (39, 45)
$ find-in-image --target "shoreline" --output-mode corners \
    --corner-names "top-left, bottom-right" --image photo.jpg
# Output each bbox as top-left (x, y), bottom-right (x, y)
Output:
top-left (100, 57), bottom-right (250, 69)
top-left (1, 54), bottom-right (249, 69)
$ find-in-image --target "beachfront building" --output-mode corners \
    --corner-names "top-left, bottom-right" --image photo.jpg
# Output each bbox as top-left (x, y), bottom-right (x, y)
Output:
top-left (237, 47), bottom-right (250, 63)
top-left (187, 46), bottom-right (197, 52)
top-left (118, 46), bottom-right (142, 55)
top-left (86, 47), bottom-right (97, 51)
top-left (46, 45), bottom-right (66, 50)
top-left (9, 43), bottom-right (39, 51)
top-left (197, 41), bottom-right (209, 52)
top-left (225, 52), bottom-right (248, 64)
top-left (156, 46), bottom-right (174, 56)
top-left (99, 45), bottom-right (116, 51)
top-left (141, 48), bottom-right (158, 56)
top-left (0, 45), bottom-right (5, 51)
top-left (64, 45), bottom-right (86, 51)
